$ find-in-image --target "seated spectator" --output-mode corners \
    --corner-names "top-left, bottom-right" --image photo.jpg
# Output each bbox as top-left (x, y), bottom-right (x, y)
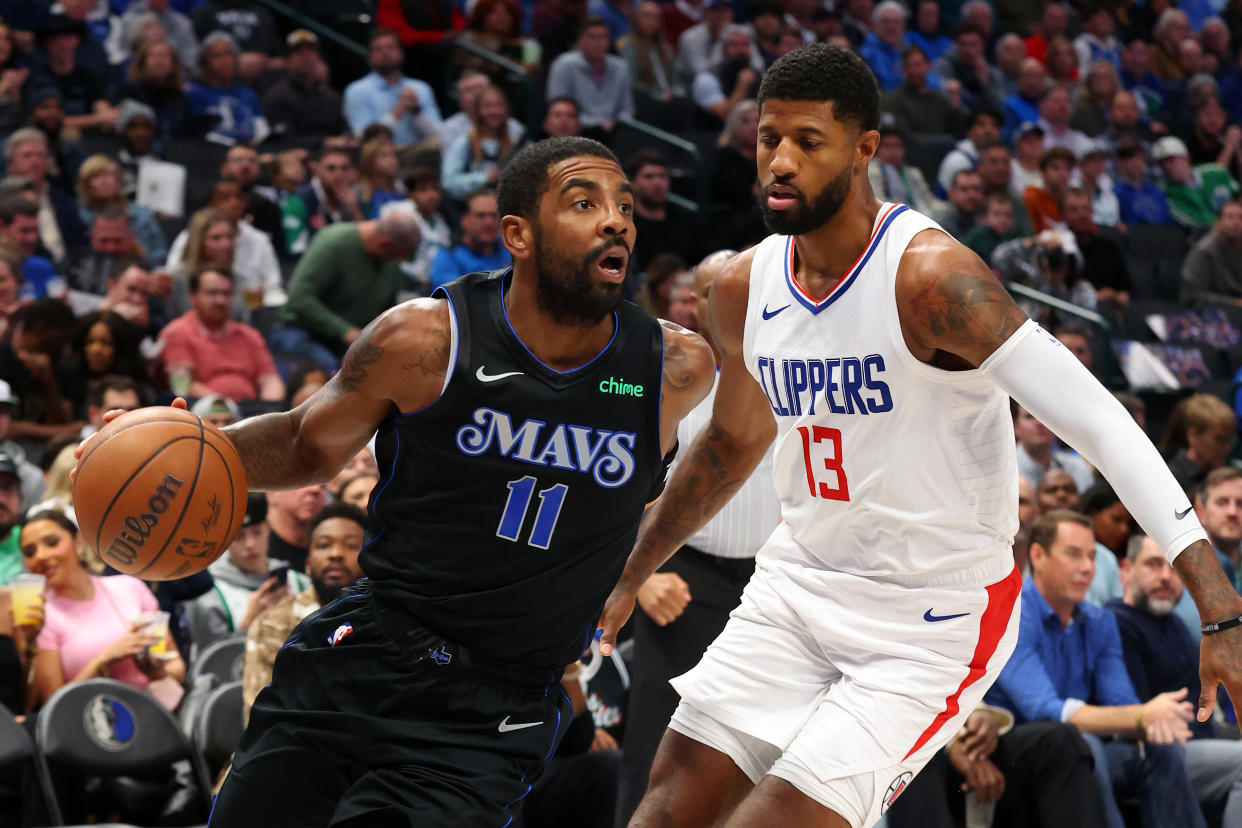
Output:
top-left (985, 510), bottom-right (1206, 828)
top-left (868, 124), bottom-right (942, 217)
top-left (26, 85), bottom-right (80, 196)
top-left (336, 473), bottom-right (378, 510)
top-left (263, 483), bottom-right (327, 573)
top-left (933, 168), bottom-right (984, 238)
top-left (218, 144), bottom-right (282, 256)
top-left (1081, 481), bottom-right (1130, 607)
top-left (1075, 142), bottom-right (1120, 229)
top-left (75, 154), bottom-right (167, 269)
top-left (342, 27), bottom-right (443, 149)
top-left (0, 248), bottom-right (22, 341)
top-left (117, 39), bottom-right (191, 145)
top-left (547, 16), bottom-right (634, 136)
top-left (1024, 147), bottom-right (1076, 233)
top-left (455, 0), bottom-right (541, 80)
top-left (635, 252), bottom-right (685, 318)
top-left (358, 138), bottom-right (403, 219)
top-left (709, 99), bottom-right (758, 215)
top-left (675, 0), bottom-right (735, 81)
top-left (1054, 323), bottom-right (1094, 369)
top-left (0, 383), bottom-right (43, 513)
top-left (905, 0), bottom-right (951, 63)
top-left (936, 107), bottom-right (1001, 197)
top-left (63, 310), bottom-right (149, 418)
top-left (190, 392), bottom-right (240, 431)
top-left (190, 0), bottom-right (283, 78)
top-left (94, 258), bottom-right (159, 334)
top-left (1063, 187), bottom-right (1130, 308)
top-left (165, 206), bottom-right (234, 301)
top-left (242, 502), bottom-right (366, 721)
top-left (1119, 36), bottom-right (1167, 121)
top-left (276, 208), bottom-right (420, 371)
top-left (429, 189), bottom-right (509, 292)
top-left (1004, 58), bottom-right (1049, 141)
top-left (858, 0), bottom-right (907, 93)
top-left (1045, 34), bottom-right (1080, 86)
top-left (66, 206), bottom-right (146, 298)
top-left (187, 32), bottom-right (268, 146)
top-left (1039, 86), bottom-right (1093, 158)
top-left (933, 21), bottom-right (1005, 115)
top-left (1194, 467), bottom-right (1242, 591)
top-left (1012, 121), bottom-right (1047, 195)
top-left (1156, 135), bottom-right (1240, 230)
top-left (261, 29), bottom-right (347, 144)
top-left (1070, 60), bottom-right (1121, 138)
top-left (628, 149), bottom-right (701, 274)
top-left (962, 192), bottom-right (1021, 263)
top-left (1074, 3), bottom-right (1121, 76)
top-left (1037, 467), bottom-right (1082, 516)
top-left (440, 71), bottom-right (525, 151)
top-left (28, 15), bottom-right (117, 134)
top-left (400, 167), bottom-right (451, 294)
top-left (0, 23), bottom-right (28, 139)
top-left (1100, 90), bottom-right (1156, 157)
top-left (884, 45), bottom-right (962, 151)
top-left (1015, 402), bottom-right (1095, 493)
top-left (282, 145), bottom-right (364, 258)
top-left (1110, 533), bottom-right (1242, 823)
top-left (617, 1), bottom-right (681, 101)
top-left (3, 128), bottom-right (87, 263)
top-left (691, 25), bottom-right (760, 127)
top-left (118, 0), bottom-right (198, 71)
top-left (976, 140), bottom-right (1034, 230)
top-left (1184, 98), bottom-right (1242, 183)
top-left (26, 509), bottom-right (186, 707)
top-left (442, 85), bottom-right (524, 201)
top-left (1161, 393), bottom-right (1236, 493)
top-left (0, 194), bottom-right (57, 299)
top-left (0, 298), bottom-right (80, 443)
top-left (1114, 142), bottom-right (1174, 226)
top-left (1182, 198), bottom-right (1242, 305)
top-left (0, 452), bottom-right (22, 583)
top-left (185, 494), bottom-right (307, 655)
top-left (158, 267), bottom-right (285, 404)
top-left (326, 446), bottom-right (379, 500)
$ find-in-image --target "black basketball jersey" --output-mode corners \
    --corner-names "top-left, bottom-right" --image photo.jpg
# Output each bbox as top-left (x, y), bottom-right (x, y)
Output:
top-left (361, 270), bottom-right (666, 671)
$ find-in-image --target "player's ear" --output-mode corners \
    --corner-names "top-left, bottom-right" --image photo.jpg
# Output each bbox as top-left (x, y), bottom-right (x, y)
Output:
top-left (857, 128), bottom-right (880, 169)
top-left (501, 215), bottom-right (533, 261)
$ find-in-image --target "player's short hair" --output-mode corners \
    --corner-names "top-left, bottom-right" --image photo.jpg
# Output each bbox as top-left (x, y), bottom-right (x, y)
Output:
top-left (496, 137), bottom-right (619, 221)
top-left (757, 43), bottom-right (880, 133)
top-left (308, 501), bottom-right (369, 537)
top-left (1029, 509), bottom-right (1091, 553)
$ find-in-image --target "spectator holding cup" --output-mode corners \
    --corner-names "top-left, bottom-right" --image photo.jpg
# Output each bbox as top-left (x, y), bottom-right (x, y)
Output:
top-left (21, 509), bottom-right (185, 708)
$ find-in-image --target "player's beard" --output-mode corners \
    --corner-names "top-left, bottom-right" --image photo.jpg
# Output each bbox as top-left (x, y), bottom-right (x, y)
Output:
top-left (532, 226), bottom-right (627, 327)
top-left (759, 162), bottom-right (853, 236)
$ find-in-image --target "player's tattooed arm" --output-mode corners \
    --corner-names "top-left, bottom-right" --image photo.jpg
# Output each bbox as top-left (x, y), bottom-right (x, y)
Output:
top-left (656, 319), bottom-right (714, 454)
top-left (225, 300), bottom-right (451, 490)
top-left (897, 231), bottom-right (1030, 368)
top-left (1175, 538), bottom-right (1242, 723)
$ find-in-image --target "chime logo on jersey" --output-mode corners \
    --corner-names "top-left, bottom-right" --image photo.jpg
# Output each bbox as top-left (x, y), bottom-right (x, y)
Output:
top-left (455, 406), bottom-right (638, 488)
top-left (755, 354), bottom-right (893, 417)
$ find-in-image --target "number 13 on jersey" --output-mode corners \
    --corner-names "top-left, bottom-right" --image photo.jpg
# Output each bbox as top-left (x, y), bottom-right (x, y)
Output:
top-left (797, 426), bottom-right (850, 501)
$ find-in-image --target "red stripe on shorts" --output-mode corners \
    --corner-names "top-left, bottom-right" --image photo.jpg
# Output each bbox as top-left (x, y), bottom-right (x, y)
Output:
top-left (901, 566), bottom-right (1023, 762)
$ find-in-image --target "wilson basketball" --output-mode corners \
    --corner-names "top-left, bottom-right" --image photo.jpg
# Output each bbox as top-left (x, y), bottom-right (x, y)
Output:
top-left (73, 406), bottom-right (248, 580)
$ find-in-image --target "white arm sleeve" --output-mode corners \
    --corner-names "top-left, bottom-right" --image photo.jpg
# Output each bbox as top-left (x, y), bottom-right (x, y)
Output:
top-left (979, 319), bottom-right (1207, 563)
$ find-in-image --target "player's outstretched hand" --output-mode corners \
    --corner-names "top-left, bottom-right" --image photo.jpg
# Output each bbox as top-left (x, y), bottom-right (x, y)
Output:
top-left (596, 583), bottom-right (637, 657)
top-left (637, 572), bottom-right (692, 626)
top-left (71, 397), bottom-right (188, 482)
top-left (1197, 626), bottom-right (1242, 732)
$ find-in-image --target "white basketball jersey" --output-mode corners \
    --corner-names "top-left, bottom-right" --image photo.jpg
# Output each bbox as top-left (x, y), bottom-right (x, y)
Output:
top-left (742, 203), bottom-right (1017, 587)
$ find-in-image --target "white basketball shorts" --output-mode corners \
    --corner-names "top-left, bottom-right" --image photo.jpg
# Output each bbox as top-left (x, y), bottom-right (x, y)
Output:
top-left (668, 546), bottom-right (1022, 828)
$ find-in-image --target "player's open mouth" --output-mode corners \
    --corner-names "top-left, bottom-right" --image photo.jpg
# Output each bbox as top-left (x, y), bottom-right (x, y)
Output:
top-left (597, 251), bottom-right (628, 282)
top-left (766, 184), bottom-right (800, 209)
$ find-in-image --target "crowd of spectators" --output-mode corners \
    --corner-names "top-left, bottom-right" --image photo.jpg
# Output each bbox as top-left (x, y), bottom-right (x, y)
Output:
top-left (0, 0), bottom-right (1242, 825)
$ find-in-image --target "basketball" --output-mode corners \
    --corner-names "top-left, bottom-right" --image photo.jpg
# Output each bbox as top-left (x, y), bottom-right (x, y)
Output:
top-left (72, 406), bottom-right (248, 581)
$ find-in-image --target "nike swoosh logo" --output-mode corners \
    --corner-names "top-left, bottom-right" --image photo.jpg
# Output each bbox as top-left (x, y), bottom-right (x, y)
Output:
top-left (476, 366), bottom-right (524, 383)
top-left (924, 609), bottom-right (970, 623)
top-left (762, 304), bottom-right (790, 320)
top-left (1175, 505), bottom-right (1193, 520)
top-left (498, 716), bottom-right (544, 733)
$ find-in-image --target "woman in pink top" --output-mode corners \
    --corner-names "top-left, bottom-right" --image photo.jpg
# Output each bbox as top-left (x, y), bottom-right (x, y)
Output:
top-left (23, 510), bottom-right (186, 708)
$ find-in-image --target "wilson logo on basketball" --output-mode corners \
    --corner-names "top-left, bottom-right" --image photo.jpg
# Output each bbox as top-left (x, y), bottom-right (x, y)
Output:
top-left (104, 474), bottom-right (184, 567)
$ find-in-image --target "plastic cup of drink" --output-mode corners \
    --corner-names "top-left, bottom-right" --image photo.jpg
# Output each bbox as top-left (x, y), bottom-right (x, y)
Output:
top-left (10, 573), bottom-right (45, 626)
top-left (140, 610), bottom-right (175, 660)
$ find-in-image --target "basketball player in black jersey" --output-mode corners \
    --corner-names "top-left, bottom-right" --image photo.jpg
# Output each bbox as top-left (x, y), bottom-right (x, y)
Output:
top-left (154, 138), bottom-right (713, 826)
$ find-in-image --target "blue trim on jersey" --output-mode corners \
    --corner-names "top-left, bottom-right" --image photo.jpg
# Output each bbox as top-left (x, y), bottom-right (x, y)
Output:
top-left (498, 269), bottom-right (620, 374)
top-left (360, 422), bottom-right (402, 554)
top-left (783, 203), bottom-right (908, 315)
top-left (500, 686), bottom-right (568, 826)
top-left (396, 290), bottom-right (457, 418)
top-left (278, 592), bottom-right (369, 651)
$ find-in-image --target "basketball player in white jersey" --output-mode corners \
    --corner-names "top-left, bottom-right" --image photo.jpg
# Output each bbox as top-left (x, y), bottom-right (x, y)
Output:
top-left (596, 44), bottom-right (1242, 828)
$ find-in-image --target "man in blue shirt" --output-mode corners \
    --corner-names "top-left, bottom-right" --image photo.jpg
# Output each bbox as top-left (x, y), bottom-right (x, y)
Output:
top-left (429, 190), bottom-right (510, 290)
top-left (986, 510), bottom-right (1207, 828)
top-left (1111, 532), bottom-right (1242, 825)
top-left (858, 1), bottom-right (907, 93)
top-left (342, 27), bottom-right (444, 147)
top-left (1114, 142), bottom-right (1175, 227)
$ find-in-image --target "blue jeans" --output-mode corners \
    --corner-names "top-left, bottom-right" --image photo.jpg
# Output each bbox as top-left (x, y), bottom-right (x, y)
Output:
top-left (1081, 732), bottom-right (1208, 828)
top-left (266, 323), bottom-right (341, 375)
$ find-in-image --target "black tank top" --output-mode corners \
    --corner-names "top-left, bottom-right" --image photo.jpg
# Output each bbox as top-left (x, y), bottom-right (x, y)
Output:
top-left (361, 270), bottom-right (666, 671)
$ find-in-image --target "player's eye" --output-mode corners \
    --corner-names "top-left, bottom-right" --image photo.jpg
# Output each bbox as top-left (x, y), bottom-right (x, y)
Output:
top-left (573, 199), bottom-right (592, 210)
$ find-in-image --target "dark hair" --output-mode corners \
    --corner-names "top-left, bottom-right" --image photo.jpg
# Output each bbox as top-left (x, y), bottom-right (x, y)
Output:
top-left (496, 137), bottom-right (619, 221)
top-left (749, 0), bottom-right (783, 19)
top-left (71, 311), bottom-right (146, 380)
top-left (977, 138), bottom-right (1010, 156)
top-left (1053, 321), bottom-right (1092, 341)
top-left (1080, 480), bottom-right (1120, 515)
top-left (464, 187), bottom-right (498, 212)
top-left (967, 108), bottom-right (1002, 130)
top-left (108, 255), bottom-right (145, 283)
top-left (901, 44), bottom-right (928, 61)
top-left (1038, 146), bottom-right (1077, 170)
top-left (953, 20), bottom-right (987, 41)
top-left (18, 297), bottom-right (74, 331)
top-left (369, 26), bottom-right (400, 48)
top-left (544, 95), bottom-right (580, 117)
top-left (950, 168), bottom-right (982, 188)
top-left (86, 374), bottom-right (143, 409)
top-left (578, 15), bottom-right (609, 37)
top-left (625, 148), bottom-right (667, 179)
top-left (21, 508), bottom-right (78, 535)
top-left (0, 194), bottom-right (36, 223)
top-left (1201, 466), bottom-right (1242, 501)
top-left (1029, 509), bottom-right (1091, 553)
top-left (189, 265), bottom-right (234, 293)
top-left (757, 44), bottom-right (880, 133)
top-left (94, 202), bottom-right (128, 224)
top-left (308, 501), bottom-right (369, 537)
top-left (404, 165), bottom-right (440, 191)
top-left (1115, 141), bottom-right (1145, 161)
top-left (359, 122), bottom-right (395, 146)
top-left (336, 471), bottom-right (379, 502)
top-left (316, 144), bottom-right (353, 165)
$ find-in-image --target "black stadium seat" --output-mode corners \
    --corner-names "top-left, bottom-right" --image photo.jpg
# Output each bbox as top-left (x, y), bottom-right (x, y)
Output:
top-left (193, 680), bottom-right (245, 781)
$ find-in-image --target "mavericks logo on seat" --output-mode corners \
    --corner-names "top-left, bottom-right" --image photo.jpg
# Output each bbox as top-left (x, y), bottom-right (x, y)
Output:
top-left (83, 694), bottom-right (138, 752)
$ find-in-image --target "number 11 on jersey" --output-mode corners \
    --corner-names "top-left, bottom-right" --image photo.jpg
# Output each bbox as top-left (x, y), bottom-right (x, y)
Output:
top-left (797, 425), bottom-right (850, 501)
top-left (497, 476), bottom-right (569, 549)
